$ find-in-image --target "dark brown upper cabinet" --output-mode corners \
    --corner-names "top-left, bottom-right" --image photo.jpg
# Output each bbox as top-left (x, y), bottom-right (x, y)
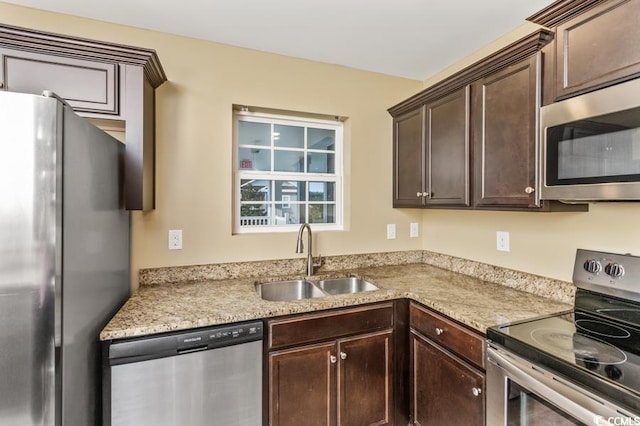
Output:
top-left (472, 55), bottom-right (539, 209)
top-left (390, 29), bottom-right (587, 212)
top-left (392, 87), bottom-right (470, 208)
top-left (393, 106), bottom-right (425, 207)
top-left (529, 0), bottom-right (640, 104)
top-left (0, 24), bottom-right (167, 211)
top-left (425, 87), bottom-right (470, 207)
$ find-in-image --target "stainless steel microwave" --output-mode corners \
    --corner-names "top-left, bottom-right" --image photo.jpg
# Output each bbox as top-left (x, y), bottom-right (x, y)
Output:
top-left (540, 78), bottom-right (640, 202)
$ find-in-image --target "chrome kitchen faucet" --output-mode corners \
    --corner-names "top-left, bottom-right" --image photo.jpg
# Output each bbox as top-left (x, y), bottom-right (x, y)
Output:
top-left (296, 223), bottom-right (321, 276)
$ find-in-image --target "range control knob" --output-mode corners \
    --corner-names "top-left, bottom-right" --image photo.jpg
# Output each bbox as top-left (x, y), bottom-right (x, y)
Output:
top-left (583, 260), bottom-right (602, 274)
top-left (604, 263), bottom-right (625, 278)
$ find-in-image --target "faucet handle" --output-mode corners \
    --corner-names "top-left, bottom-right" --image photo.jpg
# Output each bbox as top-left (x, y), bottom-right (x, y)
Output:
top-left (313, 254), bottom-right (323, 268)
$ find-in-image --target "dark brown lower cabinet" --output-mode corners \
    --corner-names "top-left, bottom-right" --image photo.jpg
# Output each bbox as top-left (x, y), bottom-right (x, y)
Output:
top-left (410, 331), bottom-right (484, 426)
top-left (338, 331), bottom-right (393, 426)
top-left (269, 331), bottom-right (392, 426)
top-left (267, 304), bottom-right (395, 426)
top-left (268, 301), bottom-right (487, 426)
top-left (269, 341), bottom-right (336, 426)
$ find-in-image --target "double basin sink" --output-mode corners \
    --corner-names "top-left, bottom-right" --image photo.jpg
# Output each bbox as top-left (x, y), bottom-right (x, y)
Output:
top-left (256, 276), bottom-right (379, 302)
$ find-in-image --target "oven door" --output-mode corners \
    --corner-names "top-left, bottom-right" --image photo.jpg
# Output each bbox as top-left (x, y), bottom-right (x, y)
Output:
top-left (487, 345), bottom-right (637, 426)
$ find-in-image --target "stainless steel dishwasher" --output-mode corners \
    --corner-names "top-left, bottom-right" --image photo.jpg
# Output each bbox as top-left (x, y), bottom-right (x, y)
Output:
top-left (107, 321), bottom-right (263, 426)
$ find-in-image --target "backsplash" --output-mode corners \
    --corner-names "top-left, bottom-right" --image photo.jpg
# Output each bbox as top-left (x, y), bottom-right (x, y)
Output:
top-left (138, 250), bottom-right (575, 304)
top-left (138, 250), bottom-right (423, 286)
top-left (422, 251), bottom-right (575, 305)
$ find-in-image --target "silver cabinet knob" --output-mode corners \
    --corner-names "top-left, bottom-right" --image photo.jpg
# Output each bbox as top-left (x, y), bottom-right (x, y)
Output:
top-left (330, 355), bottom-right (337, 364)
top-left (416, 192), bottom-right (423, 197)
top-left (525, 186), bottom-right (535, 194)
top-left (472, 387), bottom-right (482, 397)
top-left (340, 351), bottom-right (347, 360)
top-left (435, 327), bottom-right (444, 335)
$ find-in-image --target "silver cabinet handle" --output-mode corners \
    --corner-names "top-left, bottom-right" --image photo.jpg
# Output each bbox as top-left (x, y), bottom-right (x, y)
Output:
top-left (525, 186), bottom-right (535, 194)
top-left (472, 387), bottom-right (482, 397)
top-left (340, 351), bottom-right (347, 360)
top-left (330, 355), bottom-right (337, 364)
top-left (435, 327), bottom-right (444, 335)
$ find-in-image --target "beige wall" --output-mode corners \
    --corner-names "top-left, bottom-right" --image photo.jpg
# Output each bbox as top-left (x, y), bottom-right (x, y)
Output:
top-left (0, 2), bottom-right (424, 288)
top-left (4, 3), bottom-right (639, 287)
top-left (420, 23), bottom-right (640, 283)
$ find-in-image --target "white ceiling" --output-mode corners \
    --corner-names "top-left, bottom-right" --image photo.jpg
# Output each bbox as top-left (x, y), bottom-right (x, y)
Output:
top-left (3, 0), bottom-right (554, 80)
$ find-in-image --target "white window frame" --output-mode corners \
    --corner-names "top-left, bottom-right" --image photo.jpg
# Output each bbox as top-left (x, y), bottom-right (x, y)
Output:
top-left (233, 109), bottom-right (344, 234)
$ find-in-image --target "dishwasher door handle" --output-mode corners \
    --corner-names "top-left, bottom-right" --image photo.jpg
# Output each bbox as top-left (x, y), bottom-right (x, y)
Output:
top-left (177, 345), bottom-right (209, 355)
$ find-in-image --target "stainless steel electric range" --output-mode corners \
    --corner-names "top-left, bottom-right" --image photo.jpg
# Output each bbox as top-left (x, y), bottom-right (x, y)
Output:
top-left (487, 249), bottom-right (640, 426)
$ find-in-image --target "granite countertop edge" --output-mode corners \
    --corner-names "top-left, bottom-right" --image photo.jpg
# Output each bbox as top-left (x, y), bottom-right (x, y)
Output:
top-left (100, 263), bottom-right (573, 341)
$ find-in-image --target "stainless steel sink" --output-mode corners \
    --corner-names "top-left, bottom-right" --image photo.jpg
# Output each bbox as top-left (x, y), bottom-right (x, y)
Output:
top-left (256, 276), bottom-right (380, 301)
top-left (255, 279), bottom-right (325, 301)
top-left (315, 277), bottom-right (379, 295)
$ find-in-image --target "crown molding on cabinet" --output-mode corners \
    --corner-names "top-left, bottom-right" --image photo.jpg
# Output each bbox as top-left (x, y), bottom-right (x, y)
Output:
top-left (0, 23), bottom-right (166, 88)
top-left (526, 0), bottom-right (608, 27)
top-left (388, 28), bottom-right (553, 117)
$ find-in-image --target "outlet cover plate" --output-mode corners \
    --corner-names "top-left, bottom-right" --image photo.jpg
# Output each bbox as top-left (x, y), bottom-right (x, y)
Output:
top-left (387, 224), bottom-right (396, 240)
top-left (497, 231), bottom-right (510, 252)
top-left (168, 229), bottom-right (183, 250)
top-left (410, 222), bottom-right (419, 238)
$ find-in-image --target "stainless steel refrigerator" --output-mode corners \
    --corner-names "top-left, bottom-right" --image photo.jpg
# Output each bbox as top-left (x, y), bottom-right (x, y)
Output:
top-left (0, 91), bottom-right (131, 425)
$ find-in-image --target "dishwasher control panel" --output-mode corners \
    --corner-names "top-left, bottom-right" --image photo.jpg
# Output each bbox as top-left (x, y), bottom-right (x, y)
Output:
top-left (108, 320), bottom-right (263, 364)
top-left (181, 322), bottom-right (263, 350)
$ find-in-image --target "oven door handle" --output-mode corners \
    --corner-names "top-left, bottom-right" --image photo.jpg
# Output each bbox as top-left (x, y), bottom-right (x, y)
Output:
top-left (488, 346), bottom-right (633, 425)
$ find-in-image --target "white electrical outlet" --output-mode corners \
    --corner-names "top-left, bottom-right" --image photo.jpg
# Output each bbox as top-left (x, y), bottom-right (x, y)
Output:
top-left (496, 231), bottom-right (510, 252)
top-left (387, 224), bottom-right (396, 240)
top-left (168, 229), bottom-right (183, 250)
top-left (410, 222), bottom-right (419, 238)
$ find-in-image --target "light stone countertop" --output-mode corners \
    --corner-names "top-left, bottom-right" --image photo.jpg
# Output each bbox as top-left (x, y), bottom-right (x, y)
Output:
top-left (100, 262), bottom-right (572, 341)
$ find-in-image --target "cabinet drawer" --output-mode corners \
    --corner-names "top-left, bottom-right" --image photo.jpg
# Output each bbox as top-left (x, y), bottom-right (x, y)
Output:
top-left (410, 302), bottom-right (485, 369)
top-left (268, 303), bottom-right (394, 350)
top-left (0, 47), bottom-right (119, 115)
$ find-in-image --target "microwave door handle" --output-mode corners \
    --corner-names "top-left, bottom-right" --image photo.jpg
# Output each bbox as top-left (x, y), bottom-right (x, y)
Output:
top-left (488, 347), bottom-right (626, 425)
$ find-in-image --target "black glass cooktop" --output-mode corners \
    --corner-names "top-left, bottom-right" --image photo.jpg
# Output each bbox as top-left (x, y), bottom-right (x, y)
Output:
top-left (488, 308), bottom-right (640, 413)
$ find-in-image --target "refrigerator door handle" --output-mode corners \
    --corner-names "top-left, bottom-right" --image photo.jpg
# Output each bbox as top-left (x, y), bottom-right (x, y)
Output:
top-left (42, 90), bottom-right (73, 109)
top-left (55, 275), bottom-right (61, 347)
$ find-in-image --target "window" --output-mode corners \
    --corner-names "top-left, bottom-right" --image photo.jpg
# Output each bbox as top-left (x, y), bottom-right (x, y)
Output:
top-left (234, 109), bottom-right (343, 233)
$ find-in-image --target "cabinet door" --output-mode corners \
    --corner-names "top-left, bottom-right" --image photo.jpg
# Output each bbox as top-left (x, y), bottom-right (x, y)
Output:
top-left (338, 330), bottom-right (393, 426)
top-left (426, 87), bottom-right (470, 207)
top-left (0, 47), bottom-right (119, 115)
top-left (473, 54), bottom-right (539, 208)
top-left (393, 106), bottom-right (425, 207)
top-left (269, 342), bottom-right (336, 426)
top-left (410, 332), bottom-right (484, 426)
top-left (555, 0), bottom-right (640, 100)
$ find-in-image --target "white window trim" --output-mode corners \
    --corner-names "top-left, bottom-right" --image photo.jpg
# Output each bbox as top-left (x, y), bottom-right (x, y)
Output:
top-left (233, 110), bottom-right (344, 234)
